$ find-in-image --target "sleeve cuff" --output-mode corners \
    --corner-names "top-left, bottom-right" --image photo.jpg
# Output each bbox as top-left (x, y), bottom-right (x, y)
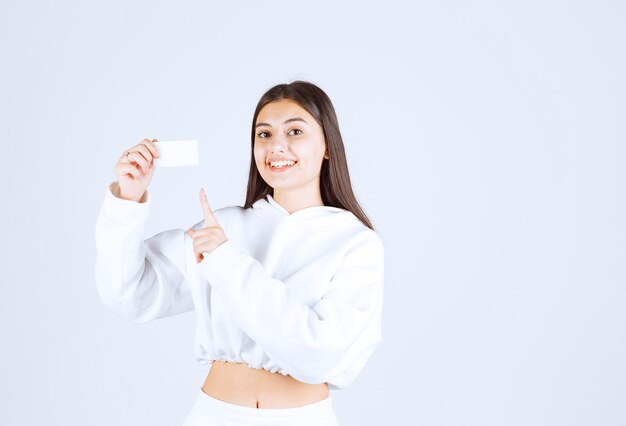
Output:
top-left (101, 181), bottom-right (151, 223)
top-left (197, 239), bottom-right (248, 290)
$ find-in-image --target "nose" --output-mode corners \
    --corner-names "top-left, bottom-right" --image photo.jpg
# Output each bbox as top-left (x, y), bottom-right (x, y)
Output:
top-left (269, 134), bottom-right (288, 153)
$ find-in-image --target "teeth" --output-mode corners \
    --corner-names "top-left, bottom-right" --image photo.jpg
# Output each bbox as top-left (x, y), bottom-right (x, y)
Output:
top-left (270, 160), bottom-right (295, 168)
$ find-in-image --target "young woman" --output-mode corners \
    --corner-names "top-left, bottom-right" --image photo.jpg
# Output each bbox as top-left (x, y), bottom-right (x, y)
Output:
top-left (94, 81), bottom-right (385, 425)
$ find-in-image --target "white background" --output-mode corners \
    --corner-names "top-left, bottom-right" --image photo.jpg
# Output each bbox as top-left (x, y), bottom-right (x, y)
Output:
top-left (1, 1), bottom-right (624, 425)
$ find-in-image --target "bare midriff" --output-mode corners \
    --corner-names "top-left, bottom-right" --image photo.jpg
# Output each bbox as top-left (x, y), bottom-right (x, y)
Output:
top-left (201, 360), bottom-right (330, 409)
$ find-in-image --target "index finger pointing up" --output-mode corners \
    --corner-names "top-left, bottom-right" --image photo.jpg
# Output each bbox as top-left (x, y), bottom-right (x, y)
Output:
top-left (200, 188), bottom-right (219, 227)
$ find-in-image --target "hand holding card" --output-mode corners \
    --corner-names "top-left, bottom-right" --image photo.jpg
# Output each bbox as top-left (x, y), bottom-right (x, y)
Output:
top-left (153, 140), bottom-right (199, 167)
top-left (115, 138), bottom-right (161, 202)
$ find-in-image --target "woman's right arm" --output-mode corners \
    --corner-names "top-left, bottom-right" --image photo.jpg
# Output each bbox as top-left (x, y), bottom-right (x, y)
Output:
top-left (94, 181), bottom-right (195, 324)
top-left (94, 140), bottom-right (194, 324)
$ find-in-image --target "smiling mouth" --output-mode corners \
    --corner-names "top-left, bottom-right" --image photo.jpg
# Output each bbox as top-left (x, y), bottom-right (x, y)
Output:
top-left (268, 161), bottom-right (297, 171)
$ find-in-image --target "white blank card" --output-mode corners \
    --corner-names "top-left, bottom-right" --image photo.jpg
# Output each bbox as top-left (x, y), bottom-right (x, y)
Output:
top-left (153, 140), bottom-right (199, 167)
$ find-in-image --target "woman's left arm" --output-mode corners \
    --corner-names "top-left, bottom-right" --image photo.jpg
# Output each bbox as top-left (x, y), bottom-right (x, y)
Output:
top-left (198, 232), bottom-right (385, 386)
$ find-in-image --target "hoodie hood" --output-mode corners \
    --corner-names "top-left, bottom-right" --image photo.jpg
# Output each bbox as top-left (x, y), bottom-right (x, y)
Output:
top-left (252, 193), bottom-right (357, 226)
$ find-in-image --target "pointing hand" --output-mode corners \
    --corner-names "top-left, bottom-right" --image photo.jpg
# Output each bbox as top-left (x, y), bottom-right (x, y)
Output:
top-left (186, 188), bottom-right (228, 263)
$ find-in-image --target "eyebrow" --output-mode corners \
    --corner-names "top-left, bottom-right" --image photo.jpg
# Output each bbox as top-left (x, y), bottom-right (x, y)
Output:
top-left (255, 117), bottom-right (308, 128)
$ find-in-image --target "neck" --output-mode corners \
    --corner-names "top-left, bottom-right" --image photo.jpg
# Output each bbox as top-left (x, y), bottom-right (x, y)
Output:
top-left (273, 184), bottom-right (324, 214)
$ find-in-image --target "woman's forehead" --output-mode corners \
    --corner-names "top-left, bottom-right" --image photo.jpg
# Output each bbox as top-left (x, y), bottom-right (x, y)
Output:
top-left (257, 99), bottom-right (312, 124)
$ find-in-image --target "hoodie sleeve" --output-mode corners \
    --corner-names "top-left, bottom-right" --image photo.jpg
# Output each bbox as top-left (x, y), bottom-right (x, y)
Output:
top-left (198, 231), bottom-right (385, 387)
top-left (94, 181), bottom-right (194, 324)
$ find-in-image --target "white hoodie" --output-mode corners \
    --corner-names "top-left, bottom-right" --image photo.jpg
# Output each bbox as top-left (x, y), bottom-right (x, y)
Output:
top-left (94, 182), bottom-right (385, 390)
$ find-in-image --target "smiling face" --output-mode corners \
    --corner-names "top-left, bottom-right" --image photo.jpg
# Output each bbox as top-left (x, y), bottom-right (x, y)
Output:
top-left (253, 99), bottom-right (329, 210)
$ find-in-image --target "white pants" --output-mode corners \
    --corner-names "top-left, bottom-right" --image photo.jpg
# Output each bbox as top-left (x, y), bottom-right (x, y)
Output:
top-left (181, 388), bottom-right (340, 426)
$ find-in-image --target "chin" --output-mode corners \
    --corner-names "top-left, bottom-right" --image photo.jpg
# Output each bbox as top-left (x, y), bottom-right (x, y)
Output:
top-left (267, 181), bottom-right (301, 191)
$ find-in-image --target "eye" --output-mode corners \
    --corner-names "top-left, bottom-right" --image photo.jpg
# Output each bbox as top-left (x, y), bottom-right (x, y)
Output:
top-left (289, 128), bottom-right (303, 136)
top-left (256, 131), bottom-right (270, 138)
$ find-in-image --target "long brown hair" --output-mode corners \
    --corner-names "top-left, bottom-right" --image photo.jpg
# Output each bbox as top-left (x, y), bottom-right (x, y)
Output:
top-left (243, 80), bottom-right (375, 231)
